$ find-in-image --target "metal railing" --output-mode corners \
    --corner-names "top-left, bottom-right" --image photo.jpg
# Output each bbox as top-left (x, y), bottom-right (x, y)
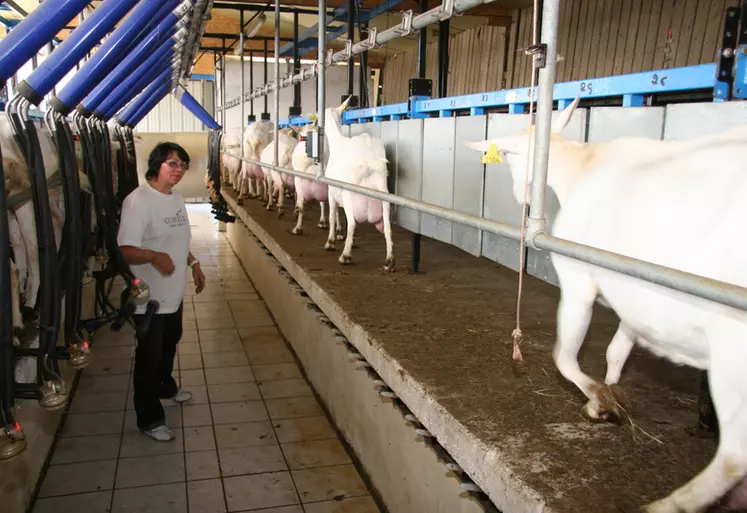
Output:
top-left (218, 0), bottom-right (747, 316)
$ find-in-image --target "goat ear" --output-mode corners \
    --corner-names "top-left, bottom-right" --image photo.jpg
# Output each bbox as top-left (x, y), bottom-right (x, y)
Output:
top-left (551, 95), bottom-right (580, 134)
top-left (339, 95), bottom-right (353, 112)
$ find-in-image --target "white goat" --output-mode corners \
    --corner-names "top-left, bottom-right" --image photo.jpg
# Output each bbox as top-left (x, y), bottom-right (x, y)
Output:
top-left (262, 127), bottom-right (299, 216)
top-left (322, 97), bottom-right (394, 271)
top-left (220, 128), bottom-right (243, 188)
top-left (290, 119), bottom-right (334, 235)
top-left (239, 120), bottom-right (274, 203)
top-left (465, 96), bottom-right (747, 513)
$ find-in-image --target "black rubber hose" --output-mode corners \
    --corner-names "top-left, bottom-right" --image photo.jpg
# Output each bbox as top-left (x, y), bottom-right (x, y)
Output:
top-left (54, 118), bottom-right (83, 349)
top-left (0, 141), bottom-right (17, 423)
top-left (21, 118), bottom-right (62, 384)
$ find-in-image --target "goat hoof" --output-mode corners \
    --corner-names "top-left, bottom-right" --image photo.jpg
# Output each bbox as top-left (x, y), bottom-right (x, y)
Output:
top-left (582, 384), bottom-right (631, 424)
top-left (384, 258), bottom-right (395, 272)
top-left (335, 233), bottom-right (345, 241)
top-left (339, 254), bottom-right (352, 265)
top-left (324, 241), bottom-right (336, 251)
top-left (318, 221), bottom-right (328, 229)
top-left (278, 208), bottom-right (285, 219)
top-left (292, 227), bottom-right (303, 235)
top-left (237, 198), bottom-right (244, 206)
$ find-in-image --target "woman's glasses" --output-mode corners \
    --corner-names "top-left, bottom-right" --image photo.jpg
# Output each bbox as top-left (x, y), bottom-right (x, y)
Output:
top-left (165, 160), bottom-right (189, 171)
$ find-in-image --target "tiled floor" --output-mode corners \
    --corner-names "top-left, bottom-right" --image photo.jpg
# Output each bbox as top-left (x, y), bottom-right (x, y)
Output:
top-left (31, 205), bottom-right (380, 513)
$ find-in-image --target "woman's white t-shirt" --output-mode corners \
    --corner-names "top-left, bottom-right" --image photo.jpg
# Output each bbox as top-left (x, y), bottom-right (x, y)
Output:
top-left (117, 183), bottom-right (192, 314)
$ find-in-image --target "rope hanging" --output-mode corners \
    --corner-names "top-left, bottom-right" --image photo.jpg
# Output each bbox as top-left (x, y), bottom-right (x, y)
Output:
top-left (512, 0), bottom-right (541, 363)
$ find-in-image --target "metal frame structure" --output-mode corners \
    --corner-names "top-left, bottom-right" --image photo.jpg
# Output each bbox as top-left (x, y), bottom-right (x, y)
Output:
top-left (218, 0), bottom-right (747, 316)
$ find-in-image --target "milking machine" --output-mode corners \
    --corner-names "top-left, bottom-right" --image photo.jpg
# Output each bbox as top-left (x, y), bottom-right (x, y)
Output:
top-left (5, 95), bottom-right (66, 410)
top-left (0, 0), bottom-right (175, 415)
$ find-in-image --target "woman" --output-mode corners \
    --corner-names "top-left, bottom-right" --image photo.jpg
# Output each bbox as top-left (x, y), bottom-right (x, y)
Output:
top-left (117, 142), bottom-right (206, 441)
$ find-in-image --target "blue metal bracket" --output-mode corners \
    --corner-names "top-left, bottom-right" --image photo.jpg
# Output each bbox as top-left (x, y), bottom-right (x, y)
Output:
top-left (341, 63), bottom-right (721, 125)
top-left (278, 5), bottom-right (351, 57)
top-left (278, 115), bottom-right (314, 128)
top-left (342, 102), bottom-right (408, 124)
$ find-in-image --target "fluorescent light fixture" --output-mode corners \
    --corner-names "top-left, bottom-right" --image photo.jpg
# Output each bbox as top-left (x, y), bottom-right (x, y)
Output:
top-left (245, 12), bottom-right (266, 38)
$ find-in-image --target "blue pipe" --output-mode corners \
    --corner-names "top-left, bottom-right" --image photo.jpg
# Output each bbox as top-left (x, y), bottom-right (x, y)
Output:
top-left (16, 0), bottom-right (141, 105)
top-left (0, 0), bottom-right (89, 88)
top-left (174, 85), bottom-right (221, 130)
top-left (115, 67), bottom-right (174, 123)
top-left (121, 0), bottom-right (185, 54)
top-left (126, 82), bottom-right (173, 127)
top-left (79, 14), bottom-right (189, 116)
top-left (117, 71), bottom-right (173, 125)
top-left (101, 52), bottom-right (180, 120)
top-left (129, 88), bottom-right (172, 128)
top-left (93, 38), bottom-right (179, 118)
top-left (50, 0), bottom-right (179, 115)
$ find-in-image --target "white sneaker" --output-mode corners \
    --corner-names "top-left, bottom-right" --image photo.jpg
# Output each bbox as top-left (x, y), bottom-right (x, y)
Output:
top-left (141, 424), bottom-right (174, 442)
top-left (171, 389), bottom-right (193, 404)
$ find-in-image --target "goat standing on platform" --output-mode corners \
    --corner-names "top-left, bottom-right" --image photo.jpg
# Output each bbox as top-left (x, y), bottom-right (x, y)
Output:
top-left (262, 127), bottom-right (298, 216)
top-left (290, 118), bottom-right (333, 235)
top-left (323, 96), bottom-right (394, 271)
top-left (240, 120), bottom-right (274, 204)
top-left (465, 96), bottom-right (747, 513)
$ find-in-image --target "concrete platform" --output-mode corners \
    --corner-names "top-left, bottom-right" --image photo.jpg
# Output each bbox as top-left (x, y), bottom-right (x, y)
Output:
top-left (221, 188), bottom-right (728, 513)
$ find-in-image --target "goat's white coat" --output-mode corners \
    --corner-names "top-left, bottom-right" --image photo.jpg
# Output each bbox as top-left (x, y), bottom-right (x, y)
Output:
top-left (322, 98), bottom-right (394, 270)
top-left (465, 97), bottom-right (747, 513)
top-left (262, 128), bottom-right (298, 214)
top-left (291, 122), bottom-right (333, 235)
top-left (221, 128), bottom-right (243, 187)
top-left (240, 121), bottom-right (274, 201)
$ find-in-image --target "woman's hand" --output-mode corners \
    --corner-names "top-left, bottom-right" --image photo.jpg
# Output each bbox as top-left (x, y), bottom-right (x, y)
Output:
top-left (151, 251), bottom-right (175, 276)
top-left (192, 263), bottom-right (206, 294)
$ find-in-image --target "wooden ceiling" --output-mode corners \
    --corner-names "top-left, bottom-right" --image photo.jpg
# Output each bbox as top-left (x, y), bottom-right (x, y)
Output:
top-left (0, 0), bottom-right (531, 73)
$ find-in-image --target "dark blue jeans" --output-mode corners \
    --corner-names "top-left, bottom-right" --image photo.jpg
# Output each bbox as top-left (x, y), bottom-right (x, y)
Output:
top-left (132, 302), bottom-right (183, 430)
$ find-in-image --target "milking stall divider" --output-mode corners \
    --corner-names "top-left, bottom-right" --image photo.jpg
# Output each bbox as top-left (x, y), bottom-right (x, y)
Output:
top-left (0, 0), bottom-right (745, 507)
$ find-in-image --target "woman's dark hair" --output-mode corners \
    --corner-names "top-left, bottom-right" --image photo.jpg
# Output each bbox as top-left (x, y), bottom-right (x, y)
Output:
top-left (145, 142), bottom-right (190, 181)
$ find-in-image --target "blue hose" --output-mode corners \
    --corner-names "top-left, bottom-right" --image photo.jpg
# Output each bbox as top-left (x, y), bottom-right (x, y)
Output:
top-left (174, 85), bottom-right (221, 130)
top-left (50, 0), bottom-right (178, 115)
top-left (127, 82), bottom-right (173, 127)
top-left (0, 0), bottom-right (89, 89)
top-left (93, 36), bottom-right (179, 119)
top-left (16, 0), bottom-right (140, 105)
top-left (100, 52), bottom-right (178, 120)
top-left (116, 68), bottom-right (174, 124)
top-left (78, 2), bottom-right (191, 116)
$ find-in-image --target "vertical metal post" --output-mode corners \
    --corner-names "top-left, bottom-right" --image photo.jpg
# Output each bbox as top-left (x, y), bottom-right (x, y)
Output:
top-left (274, 0), bottom-right (280, 166)
top-left (263, 39), bottom-right (268, 115)
top-left (438, 20), bottom-right (449, 98)
top-left (240, 10), bottom-right (245, 156)
top-left (347, 0), bottom-right (355, 97)
top-left (417, 0), bottom-right (427, 78)
top-left (249, 51), bottom-right (254, 117)
top-left (213, 52), bottom-right (218, 119)
top-left (412, 0), bottom-right (428, 274)
top-left (526, 0), bottom-right (560, 247)
top-left (221, 41), bottom-right (226, 128)
top-left (293, 11), bottom-right (300, 109)
top-left (359, 24), bottom-right (368, 107)
top-left (317, 0), bottom-right (326, 177)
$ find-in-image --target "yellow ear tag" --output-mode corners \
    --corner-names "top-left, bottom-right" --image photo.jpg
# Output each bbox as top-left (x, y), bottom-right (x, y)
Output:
top-left (308, 113), bottom-right (318, 122)
top-left (482, 144), bottom-right (503, 164)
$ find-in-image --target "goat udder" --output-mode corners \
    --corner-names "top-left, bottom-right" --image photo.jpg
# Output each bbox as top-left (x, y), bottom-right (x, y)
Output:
top-left (375, 221), bottom-right (384, 233)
